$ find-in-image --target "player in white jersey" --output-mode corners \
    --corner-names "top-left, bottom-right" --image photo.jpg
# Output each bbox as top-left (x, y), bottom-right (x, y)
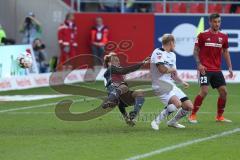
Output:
top-left (150, 34), bottom-right (193, 130)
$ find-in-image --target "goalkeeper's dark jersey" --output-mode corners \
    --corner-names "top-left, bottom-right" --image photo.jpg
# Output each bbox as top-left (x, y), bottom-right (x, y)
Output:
top-left (104, 63), bottom-right (144, 87)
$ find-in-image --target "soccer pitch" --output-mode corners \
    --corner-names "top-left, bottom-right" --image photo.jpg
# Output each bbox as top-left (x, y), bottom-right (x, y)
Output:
top-left (0, 82), bottom-right (239, 160)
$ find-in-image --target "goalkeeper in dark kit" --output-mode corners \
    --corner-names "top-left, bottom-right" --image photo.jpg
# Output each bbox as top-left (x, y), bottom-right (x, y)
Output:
top-left (102, 52), bottom-right (150, 126)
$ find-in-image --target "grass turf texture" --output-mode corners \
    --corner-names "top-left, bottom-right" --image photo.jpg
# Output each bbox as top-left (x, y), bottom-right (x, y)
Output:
top-left (0, 82), bottom-right (239, 160)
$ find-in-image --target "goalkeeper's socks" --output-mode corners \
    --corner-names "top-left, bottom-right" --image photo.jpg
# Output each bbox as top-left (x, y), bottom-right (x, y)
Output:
top-left (217, 97), bottom-right (226, 117)
top-left (155, 104), bottom-right (177, 125)
top-left (168, 108), bottom-right (189, 124)
top-left (192, 95), bottom-right (204, 114)
top-left (118, 105), bottom-right (127, 116)
top-left (133, 96), bottom-right (145, 114)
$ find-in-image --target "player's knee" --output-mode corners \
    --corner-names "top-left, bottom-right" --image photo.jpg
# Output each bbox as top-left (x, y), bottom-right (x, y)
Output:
top-left (186, 103), bottom-right (193, 111)
top-left (174, 101), bottom-right (182, 108)
top-left (200, 89), bottom-right (208, 97)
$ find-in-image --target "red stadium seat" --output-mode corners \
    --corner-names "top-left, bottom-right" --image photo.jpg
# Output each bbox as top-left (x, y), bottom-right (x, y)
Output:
top-left (154, 3), bottom-right (163, 13)
top-left (224, 4), bottom-right (231, 13)
top-left (154, 3), bottom-right (170, 13)
top-left (208, 4), bottom-right (223, 13)
top-left (189, 3), bottom-right (205, 13)
top-left (224, 4), bottom-right (240, 13)
top-left (236, 6), bottom-right (240, 13)
top-left (172, 3), bottom-right (187, 13)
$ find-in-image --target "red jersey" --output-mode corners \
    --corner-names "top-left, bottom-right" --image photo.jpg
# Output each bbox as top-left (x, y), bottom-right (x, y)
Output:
top-left (58, 21), bottom-right (78, 47)
top-left (91, 25), bottom-right (109, 45)
top-left (195, 29), bottom-right (228, 71)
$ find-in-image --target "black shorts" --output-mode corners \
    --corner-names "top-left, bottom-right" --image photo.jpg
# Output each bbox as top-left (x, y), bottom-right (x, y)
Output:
top-left (199, 71), bottom-right (226, 89)
top-left (119, 91), bottom-right (135, 106)
top-left (107, 84), bottom-right (135, 106)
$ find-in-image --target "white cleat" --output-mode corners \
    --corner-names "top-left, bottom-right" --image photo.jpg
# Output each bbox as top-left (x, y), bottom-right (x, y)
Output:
top-left (151, 120), bottom-right (159, 130)
top-left (167, 121), bottom-right (186, 129)
top-left (188, 119), bottom-right (198, 124)
top-left (220, 119), bottom-right (232, 123)
top-left (216, 117), bottom-right (232, 123)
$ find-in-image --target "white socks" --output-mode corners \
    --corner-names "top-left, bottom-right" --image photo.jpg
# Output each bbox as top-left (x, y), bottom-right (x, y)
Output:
top-left (155, 104), bottom-right (177, 124)
top-left (168, 108), bottom-right (189, 124)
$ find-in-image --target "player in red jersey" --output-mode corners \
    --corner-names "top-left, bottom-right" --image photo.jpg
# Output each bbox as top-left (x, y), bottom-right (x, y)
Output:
top-left (189, 13), bottom-right (233, 123)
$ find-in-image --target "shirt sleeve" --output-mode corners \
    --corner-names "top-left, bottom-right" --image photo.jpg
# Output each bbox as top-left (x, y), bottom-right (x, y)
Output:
top-left (223, 34), bottom-right (229, 49)
top-left (195, 33), bottom-right (203, 48)
top-left (110, 63), bottom-right (143, 75)
top-left (152, 50), bottom-right (165, 65)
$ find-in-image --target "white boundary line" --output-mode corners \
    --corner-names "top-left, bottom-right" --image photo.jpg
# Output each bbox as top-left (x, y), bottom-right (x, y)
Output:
top-left (0, 97), bottom-right (97, 113)
top-left (125, 128), bottom-right (240, 160)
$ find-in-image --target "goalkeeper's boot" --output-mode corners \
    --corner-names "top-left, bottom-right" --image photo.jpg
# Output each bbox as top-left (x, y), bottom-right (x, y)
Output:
top-left (216, 116), bottom-right (232, 123)
top-left (188, 114), bottom-right (198, 123)
top-left (122, 113), bottom-right (131, 126)
top-left (129, 111), bottom-right (137, 127)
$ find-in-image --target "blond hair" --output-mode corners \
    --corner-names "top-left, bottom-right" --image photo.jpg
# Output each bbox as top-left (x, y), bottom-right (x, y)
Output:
top-left (162, 34), bottom-right (175, 46)
top-left (104, 52), bottom-right (117, 68)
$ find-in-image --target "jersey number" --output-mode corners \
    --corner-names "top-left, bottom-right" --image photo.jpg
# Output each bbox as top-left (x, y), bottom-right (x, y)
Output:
top-left (200, 76), bottom-right (208, 84)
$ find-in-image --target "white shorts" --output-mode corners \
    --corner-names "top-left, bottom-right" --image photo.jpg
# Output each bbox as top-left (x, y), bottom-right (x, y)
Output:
top-left (158, 85), bottom-right (187, 106)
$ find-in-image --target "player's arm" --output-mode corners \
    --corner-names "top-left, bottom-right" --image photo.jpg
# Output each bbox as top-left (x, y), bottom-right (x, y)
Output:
top-left (171, 71), bottom-right (189, 89)
top-left (156, 63), bottom-right (176, 74)
top-left (193, 46), bottom-right (200, 66)
top-left (194, 45), bottom-right (206, 75)
top-left (111, 57), bottom-right (149, 75)
top-left (194, 34), bottom-right (206, 75)
top-left (222, 48), bottom-right (233, 78)
top-left (111, 63), bottom-right (143, 75)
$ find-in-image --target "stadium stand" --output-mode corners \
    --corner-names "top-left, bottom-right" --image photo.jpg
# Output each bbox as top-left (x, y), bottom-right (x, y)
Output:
top-left (62, 0), bottom-right (240, 14)
top-left (171, 2), bottom-right (187, 13)
top-left (189, 3), bottom-right (205, 13)
top-left (154, 2), bottom-right (170, 13)
top-left (208, 4), bottom-right (223, 13)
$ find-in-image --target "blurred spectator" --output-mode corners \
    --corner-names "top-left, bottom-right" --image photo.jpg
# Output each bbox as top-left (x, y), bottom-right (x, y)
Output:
top-left (230, 0), bottom-right (240, 13)
top-left (20, 12), bottom-right (42, 44)
top-left (49, 56), bottom-right (58, 72)
top-left (57, 13), bottom-right (78, 69)
top-left (99, 0), bottom-right (120, 12)
top-left (135, 0), bottom-right (151, 12)
top-left (0, 24), bottom-right (15, 45)
top-left (80, 1), bottom-right (87, 11)
top-left (0, 24), bottom-right (6, 45)
top-left (32, 38), bottom-right (49, 73)
top-left (125, 0), bottom-right (136, 12)
top-left (91, 17), bottom-right (109, 67)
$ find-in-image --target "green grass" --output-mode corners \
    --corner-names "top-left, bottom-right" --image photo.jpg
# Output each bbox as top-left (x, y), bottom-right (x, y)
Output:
top-left (0, 82), bottom-right (239, 160)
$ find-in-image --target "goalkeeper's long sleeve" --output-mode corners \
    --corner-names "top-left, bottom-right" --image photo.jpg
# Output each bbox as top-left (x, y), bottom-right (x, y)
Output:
top-left (110, 63), bottom-right (144, 75)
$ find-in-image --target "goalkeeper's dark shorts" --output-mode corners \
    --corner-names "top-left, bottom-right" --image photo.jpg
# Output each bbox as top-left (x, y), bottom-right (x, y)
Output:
top-left (119, 91), bottom-right (135, 106)
top-left (107, 83), bottom-right (135, 106)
